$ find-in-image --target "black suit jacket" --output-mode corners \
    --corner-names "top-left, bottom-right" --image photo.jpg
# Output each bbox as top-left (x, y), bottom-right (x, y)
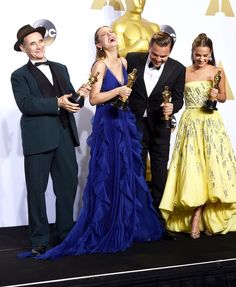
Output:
top-left (126, 52), bottom-right (185, 133)
top-left (11, 60), bottom-right (79, 156)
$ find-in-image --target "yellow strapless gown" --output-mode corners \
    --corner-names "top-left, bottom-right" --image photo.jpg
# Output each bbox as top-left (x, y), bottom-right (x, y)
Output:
top-left (159, 81), bottom-right (236, 234)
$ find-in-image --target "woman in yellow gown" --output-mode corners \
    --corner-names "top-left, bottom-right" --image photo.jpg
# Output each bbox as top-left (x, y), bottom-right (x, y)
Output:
top-left (159, 33), bottom-right (236, 239)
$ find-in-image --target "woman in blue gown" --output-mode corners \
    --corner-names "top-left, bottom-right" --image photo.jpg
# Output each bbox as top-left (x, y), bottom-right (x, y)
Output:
top-left (36, 26), bottom-right (164, 259)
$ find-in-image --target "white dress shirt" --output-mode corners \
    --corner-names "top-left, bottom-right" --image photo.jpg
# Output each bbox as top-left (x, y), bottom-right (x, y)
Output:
top-left (31, 60), bottom-right (53, 85)
top-left (143, 57), bottom-right (164, 117)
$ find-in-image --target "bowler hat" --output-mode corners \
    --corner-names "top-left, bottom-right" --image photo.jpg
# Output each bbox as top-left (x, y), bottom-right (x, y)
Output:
top-left (14, 24), bottom-right (46, 51)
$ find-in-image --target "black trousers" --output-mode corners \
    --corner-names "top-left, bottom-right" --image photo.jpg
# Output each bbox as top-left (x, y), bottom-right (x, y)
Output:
top-left (24, 124), bottom-right (78, 248)
top-left (137, 118), bottom-right (171, 211)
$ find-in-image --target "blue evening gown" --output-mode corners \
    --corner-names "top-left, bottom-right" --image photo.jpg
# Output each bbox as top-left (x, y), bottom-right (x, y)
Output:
top-left (36, 63), bottom-right (164, 259)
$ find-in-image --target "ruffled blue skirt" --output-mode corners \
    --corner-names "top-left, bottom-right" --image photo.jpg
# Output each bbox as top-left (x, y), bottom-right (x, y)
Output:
top-left (36, 104), bottom-right (164, 259)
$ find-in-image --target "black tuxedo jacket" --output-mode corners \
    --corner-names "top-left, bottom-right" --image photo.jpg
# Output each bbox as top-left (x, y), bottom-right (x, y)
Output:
top-left (126, 52), bottom-right (185, 133)
top-left (11, 60), bottom-right (79, 156)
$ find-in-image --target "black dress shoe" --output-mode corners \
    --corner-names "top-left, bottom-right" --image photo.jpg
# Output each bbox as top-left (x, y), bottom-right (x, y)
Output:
top-left (31, 245), bottom-right (47, 256)
top-left (163, 231), bottom-right (177, 240)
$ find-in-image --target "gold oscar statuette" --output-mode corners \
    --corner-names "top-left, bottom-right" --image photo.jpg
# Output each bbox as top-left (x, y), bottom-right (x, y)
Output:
top-left (204, 70), bottom-right (221, 112)
top-left (112, 68), bottom-right (138, 110)
top-left (122, 68), bottom-right (138, 101)
top-left (69, 72), bottom-right (100, 107)
top-left (161, 86), bottom-right (172, 128)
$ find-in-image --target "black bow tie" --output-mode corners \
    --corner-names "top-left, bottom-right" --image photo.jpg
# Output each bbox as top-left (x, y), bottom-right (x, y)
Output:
top-left (35, 61), bottom-right (49, 67)
top-left (148, 62), bottom-right (161, 70)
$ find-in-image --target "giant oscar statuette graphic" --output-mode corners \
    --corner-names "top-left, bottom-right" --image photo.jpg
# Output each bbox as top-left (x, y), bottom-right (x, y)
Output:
top-left (111, 0), bottom-right (160, 57)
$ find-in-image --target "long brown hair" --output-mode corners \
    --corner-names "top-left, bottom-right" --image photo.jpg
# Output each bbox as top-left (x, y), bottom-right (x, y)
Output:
top-left (94, 26), bottom-right (120, 61)
top-left (94, 26), bottom-right (108, 61)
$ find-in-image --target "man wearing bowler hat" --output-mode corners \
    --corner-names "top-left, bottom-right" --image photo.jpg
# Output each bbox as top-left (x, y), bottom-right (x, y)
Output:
top-left (11, 24), bottom-right (90, 256)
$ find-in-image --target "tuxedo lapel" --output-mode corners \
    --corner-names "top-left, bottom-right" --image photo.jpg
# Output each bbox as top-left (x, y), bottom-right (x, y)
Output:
top-left (27, 61), bottom-right (69, 127)
top-left (159, 59), bottom-right (174, 85)
top-left (49, 62), bottom-right (68, 95)
top-left (150, 58), bottom-right (173, 95)
top-left (137, 54), bottom-right (149, 99)
top-left (27, 61), bottom-right (54, 98)
top-left (27, 60), bottom-right (69, 96)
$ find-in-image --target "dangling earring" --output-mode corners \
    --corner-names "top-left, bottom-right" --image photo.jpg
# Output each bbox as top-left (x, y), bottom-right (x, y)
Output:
top-left (100, 47), bottom-right (103, 51)
top-left (209, 55), bottom-right (212, 61)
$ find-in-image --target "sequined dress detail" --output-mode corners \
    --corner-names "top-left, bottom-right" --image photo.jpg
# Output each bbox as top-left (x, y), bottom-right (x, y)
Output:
top-left (159, 81), bottom-right (236, 234)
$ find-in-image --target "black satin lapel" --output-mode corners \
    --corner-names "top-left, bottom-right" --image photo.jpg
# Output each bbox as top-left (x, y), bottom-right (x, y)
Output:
top-left (155, 59), bottom-right (173, 89)
top-left (137, 55), bottom-right (149, 98)
top-left (48, 62), bottom-right (67, 94)
top-left (27, 61), bottom-right (53, 98)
